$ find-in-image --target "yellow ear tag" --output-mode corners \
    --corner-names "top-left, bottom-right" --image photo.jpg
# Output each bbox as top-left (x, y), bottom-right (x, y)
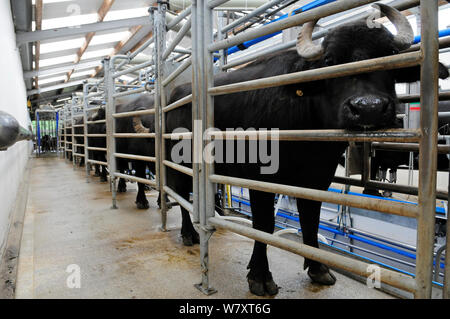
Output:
top-left (296, 90), bottom-right (303, 97)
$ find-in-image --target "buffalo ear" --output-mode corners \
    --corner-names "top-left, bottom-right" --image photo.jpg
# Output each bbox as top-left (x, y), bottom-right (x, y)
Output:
top-left (393, 62), bottom-right (449, 83)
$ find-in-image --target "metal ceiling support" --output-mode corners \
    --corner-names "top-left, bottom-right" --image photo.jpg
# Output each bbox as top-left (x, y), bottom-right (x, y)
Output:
top-left (23, 59), bottom-right (103, 79)
top-left (27, 79), bottom-right (88, 96)
top-left (10, 0), bottom-right (33, 91)
top-left (16, 16), bottom-right (152, 45)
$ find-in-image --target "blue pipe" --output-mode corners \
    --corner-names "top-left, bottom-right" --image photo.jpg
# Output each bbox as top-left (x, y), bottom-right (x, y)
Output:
top-left (36, 112), bottom-right (41, 151)
top-left (413, 27), bottom-right (450, 44)
top-left (223, 0), bottom-right (336, 56)
top-left (223, 1), bottom-right (450, 58)
top-left (234, 195), bottom-right (447, 268)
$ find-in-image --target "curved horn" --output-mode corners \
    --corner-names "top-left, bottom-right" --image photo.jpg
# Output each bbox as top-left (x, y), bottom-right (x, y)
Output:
top-left (373, 3), bottom-right (414, 51)
top-left (132, 116), bottom-right (150, 133)
top-left (296, 19), bottom-right (323, 60)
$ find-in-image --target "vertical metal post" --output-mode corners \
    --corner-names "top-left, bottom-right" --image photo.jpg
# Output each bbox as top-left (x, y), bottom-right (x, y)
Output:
top-left (153, 2), bottom-right (168, 230)
top-left (194, 0), bottom-right (216, 296)
top-left (105, 57), bottom-right (118, 209)
top-left (35, 110), bottom-right (40, 157)
top-left (444, 151), bottom-right (450, 298)
top-left (83, 82), bottom-right (91, 183)
top-left (191, 0), bottom-right (200, 225)
top-left (416, 0), bottom-right (439, 299)
top-left (71, 98), bottom-right (76, 170)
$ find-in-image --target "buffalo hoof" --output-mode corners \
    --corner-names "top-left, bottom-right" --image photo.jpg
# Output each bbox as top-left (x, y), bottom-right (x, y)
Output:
top-left (307, 264), bottom-right (336, 286)
top-left (181, 232), bottom-right (200, 246)
top-left (100, 176), bottom-right (108, 183)
top-left (117, 185), bottom-right (127, 192)
top-left (136, 200), bottom-right (149, 209)
top-left (94, 172), bottom-right (100, 177)
top-left (247, 278), bottom-right (279, 296)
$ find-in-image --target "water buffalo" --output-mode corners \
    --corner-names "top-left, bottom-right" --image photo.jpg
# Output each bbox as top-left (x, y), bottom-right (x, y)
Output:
top-left (155, 4), bottom-right (449, 296)
top-left (87, 106), bottom-right (108, 182)
top-left (73, 117), bottom-right (85, 167)
top-left (115, 94), bottom-right (156, 209)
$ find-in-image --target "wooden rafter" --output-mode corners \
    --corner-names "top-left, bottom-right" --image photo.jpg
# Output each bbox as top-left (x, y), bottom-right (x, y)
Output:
top-left (65, 0), bottom-right (115, 82)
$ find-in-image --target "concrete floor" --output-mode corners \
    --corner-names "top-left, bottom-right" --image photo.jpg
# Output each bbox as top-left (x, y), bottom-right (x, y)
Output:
top-left (15, 157), bottom-right (393, 299)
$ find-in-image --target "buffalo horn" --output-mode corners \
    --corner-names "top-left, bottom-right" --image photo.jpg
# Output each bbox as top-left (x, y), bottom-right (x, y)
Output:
top-left (373, 3), bottom-right (414, 51)
top-left (132, 116), bottom-right (150, 133)
top-left (296, 19), bottom-right (323, 60)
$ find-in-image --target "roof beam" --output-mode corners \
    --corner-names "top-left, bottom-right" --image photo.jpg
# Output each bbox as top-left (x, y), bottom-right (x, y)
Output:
top-left (66, 0), bottom-right (115, 82)
top-left (27, 79), bottom-right (87, 96)
top-left (24, 59), bottom-right (103, 79)
top-left (39, 41), bottom-right (119, 60)
top-left (16, 16), bottom-right (151, 45)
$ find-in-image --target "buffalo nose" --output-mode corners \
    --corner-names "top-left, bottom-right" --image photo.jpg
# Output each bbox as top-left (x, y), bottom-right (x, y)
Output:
top-left (348, 95), bottom-right (390, 121)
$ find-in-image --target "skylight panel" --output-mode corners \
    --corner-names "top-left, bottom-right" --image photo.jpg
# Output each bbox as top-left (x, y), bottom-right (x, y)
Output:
top-left (103, 8), bottom-right (149, 22)
top-left (40, 38), bottom-right (85, 54)
top-left (38, 75), bottom-right (68, 85)
top-left (39, 54), bottom-right (77, 67)
top-left (80, 48), bottom-right (114, 60)
top-left (90, 31), bottom-right (131, 45)
top-left (71, 69), bottom-right (95, 78)
top-left (41, 13), bottom-right (99, 30)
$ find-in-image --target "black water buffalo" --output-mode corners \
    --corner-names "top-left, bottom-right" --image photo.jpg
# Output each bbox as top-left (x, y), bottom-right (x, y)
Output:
top-left (87, 106), bottom-right (108, 181)
top-left (156, 4), bottom-right (450, 296)
top-left (115, 94), bottom-right (156, 209)
top-left (73, 117), bottom-right (85, 166)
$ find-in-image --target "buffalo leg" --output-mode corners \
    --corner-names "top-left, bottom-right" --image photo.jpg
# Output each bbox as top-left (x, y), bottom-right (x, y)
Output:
top-left (296, 198), bottom-right (336, 285)
top-left (247, 190), bottom-right (278, 296)
top-left (94, 164), bottom-right (101, 177)
top-left (134, 161), bottom-right (149, 209)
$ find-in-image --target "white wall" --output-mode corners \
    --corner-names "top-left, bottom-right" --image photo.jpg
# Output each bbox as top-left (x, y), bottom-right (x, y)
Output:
top-left (0, 1), bottom-right (32, 258)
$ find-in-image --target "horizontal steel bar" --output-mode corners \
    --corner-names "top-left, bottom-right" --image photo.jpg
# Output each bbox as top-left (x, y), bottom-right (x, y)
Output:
top-left (72, 124), bottom-right (84, 128)
top-left (113, 172), bottom-right (156, 186)
top-left (114, 153), bottom-right (156, 162)
top-left (202, 128), bottom-right (421, 142)
top-left (112, 109), bottom-right (155, 118)
top-left (208, 216), bottom-right (416, 293)
top-left (73, 153), bottom-right (85, 157)
top-left (398, 91), bottom-right (450, 103)
top-left (86, 146), bottom-right (107, 151)
top-left (163, 94), bottom-right (193, 113)
top-left (208, 0), bottom-right (232, 9)
top-left (72, 134), bottom-right (84, 137)
top-left (163, 160), bottom-right (193, 176)
top-left (113, 133), bottom-right (155, 138)
top-left (209, 174), bottom-right (418, 218)
top-left (164, 186), bottom-right (193, 214)
top-left (332, 176), bottom-right (448, 201)
top-left (113, 87), bottom-right (147, 98)
top-left (86, 134), bottom-right (107, 137)
top-left (86, 119), bottom-right (106, 124)
top-left (209, 51), bottom-right (422, 96)
top-left (208, 0), bottom-right (377, 52)
top-left (112, 60), bottom-right (153, 79)
top-left (86, 106), bottom-right (102, 112)
top-left (372, 142), bottom-right (450, 154)
top-left (162, 57), bottom-right (192, 87)
top-left (87, 159), bottom-right (108, 166)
